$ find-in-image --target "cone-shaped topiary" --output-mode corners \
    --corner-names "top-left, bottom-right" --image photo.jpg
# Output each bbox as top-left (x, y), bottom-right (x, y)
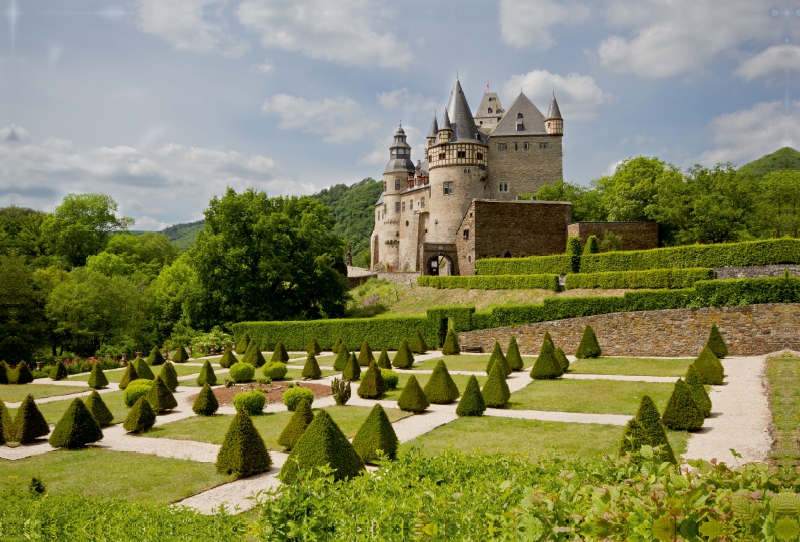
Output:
top-left (160, 361), bottom-right (180, 392)
top-left (244, 342), bottom-right (267, 368)
top-left (302, 354), bottom-right (322, 380)
top-left (576, 325), bottom-right (602, 359)
top-left (123, 396), bottom-right (156, 433)
top-left (196, 360), bottom-right (217, 387)
top-left (133, 357), bottom-right (155, 381)
top-left (396, 374), bottom-right (430, 413)
top-left (236, 332), bottom-right (250, 355)
top-left (146, 347), bottom-right (165, 366)
top-left (482, 362), bottom-right (511, 408)
top-left (332, 337), bottom-right (343, 354)
top-left (87, 363), bottom-right (109, 389)
top-left (423, 360), bottom-right (460, 404)
top-left (84, 391), bottom-right (114, 426)
top-left (566, 236), bottom-right (583, 273)
top-left (357, 361), bottom-right (387, 399)
top-left (0, 398), bottom-right (14, 443)
top-left (171, 345), bottom-right (189, 363)
top-left (216, 409), bottom-right (272, 478)
top-left (333, 343), bottom-right (350, 371)
top-left (705, 323), bottom-right (728, 359)
top-left (15, 395), bottom-right (50, 443)
top-left (543, 331), bottom-right (554, 348)
top-left (662, 379), bottom-right (704, 431)
top-left (352, 404), bottom-right (399, 463)
top-left (634, 395), bottom-right (676, 463)
top-left (586, 235), bottom-right (600, 254)
top-left (277, 398), bottom-right (314, 450)
top-left (49, 360), bottom-right (68, 381)
top-left (270, 342), bottom-right (289, 363)
top-left (455, 375), bottom-right (486, 417)
top-left (409, 329), bottom-right (428, 354)
top-left (306, 337), bottom-right (322, 356)
top-left (530, 340), bottom-right (561, 380)
top-left (617, 418), bottom-right (648, 458)
top-left (506, 336), bottom-right (523, 371)
top-left (554, 347), bottom-right (570, 373)
top-left (146, 375), bottom-right (178, 414)
top-left (685, 365), bottom-right (712, 418)
top-left (243, 341), bottom-right (256, 362)
top-left (49, 398), bottom-right (103, 449)
top-left (118, 362), bottom-right (139, 390)
top-left (343, 353), bottom-right (361, 382)
top-left (219, 347), bottom-right (237, 369)
top-left (376, 348), bottom-right (392, 369)
top-left (357, 340), bottom-right (375, 366)
top-left (441, 328), bottom-right (461, 355)
top-left (392, 339), bottom-right (414, 369)
top-left (486, 341), bottom-right (511, 377)
top-left (694, 346), bottom-right (724, 385)
top-left (193, 383), bottom-right (219, 416)
top-left (15, 361), bottom-right (34, 384)
top-left (0, 360), bottom-right (9, 384)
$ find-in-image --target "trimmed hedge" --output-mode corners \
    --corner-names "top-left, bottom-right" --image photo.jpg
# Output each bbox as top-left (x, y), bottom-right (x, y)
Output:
top-left (380, 369), bottom-right (399, 390)
top-left (84, 391), bottom-right (113, 426)
top-left (160, 361), bottom-right (179, 392)
top-left (662, 379), bottom-right (704, 431)
top-left (342, 353), bottom-right (361, 381)
top-left (14, 395), bottom-right (50, 443)
top-left (635, 395), bottom-right (676, 464)
top-left (146, 376), bottom-right (178, 414)
top-left (193, 383), bottom-right (219, 416)
top-left (171, 345), bottom-right (190, 363)
top-left (123, 396), bottom-right (156, 433)
top-left (376, 348), bottom-right (392, 369)
top-left (351, 404), bottom-right (399, 463)
top-left (49, 398), bottom-right (103, 449)
top-left (219, 348), bottom-right (238, 369)
top-left (482, 362), bottom-right (511, 408)
top-left (576, 324), bottom-right (602, 359)
top-left (283, 386), bottom-right (314, 411)
top-left (216, 410), bottom-right (271, 478)
top-left (0, 360), bottom-right (9, 385)
top-left (0, 398), bottom-right (12, 444)
top-left (391, 339), bottom-right (414, 369)
top-left (422, 361), bottom-right (460, 404)
top-left (146, 347), bottom-right (165, 366)
top-left (270, 342), bottom-right (289, 363)
top-left (15, 361), bottom-right (34, 384)
top-left (118, 363), bottom-right (139, 390)
top-left (685, 364), bottom-right (712, 418)
top-left (123, 379), bottom-right (153, 407)
top-left (49, 360), bottom-right (68, 381)
top-left (506, 336), bottom-right (523, 371)
top-left (236, 332), bottom-right (250, 354)
top-left (409, 329), bottom-right (428, 354)
top-left (694, 347), bottom-right (724, 385)
top-left (476, 254), bottom-right (573, 275)
top-left (301, 354), bottom-right (322, 379)
top-left (230, 362), bottom-right (255, 383)
top-left (442, 328), bottom-right (461, 355)
top-left (418, 274), bottom-right (560, 291)
top-left (263, 362), bottom-right (288, 381)
top-left (565, 268), bottom-right (714, 290)
top-left (705, 323), bottom-right (729, 358)
top-left (87, 363), bottom-right (109, 389)
top-left (133, 357), bottom-right (155, 381)
top-left (455, 375), bottom-right (486, 416)
top-left (357, 340), bottom-right (375, 367)
top-left (333, 344), bottom-right (350, 371)
top-left (396, 375), bottom-right (429, 414)
top-left (233, 390), bottom-right (266, 415)
top-left (277, 398), bottom-right (314, 450)
top-left (357, 362), bottom-right (386, 399)
top-left (485, 341), bottom-right (511, 377)
top-left (196, 360), bottom-right (217, 387)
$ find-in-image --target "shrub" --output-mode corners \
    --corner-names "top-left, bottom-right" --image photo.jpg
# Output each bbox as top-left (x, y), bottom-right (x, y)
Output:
top-left (133, 357), bottom-right (155, 381)
top-left (575, 325), bottom-right (602, 358)
top-left (423, 361), bottom-right (460, 404)
top-left (193, 383), bottom-right (219, 416)
top-left (586, 235), bottom-right (600, 254)
top-left (283, 386), bottom-right (314, 411)
top-left (230, 362), bottom-right (255, 383)
top-left (333, 344), bottom-right (350, 371)
top-left (482, 362), bottom-right (511, 408)
top-left (475, 254), bottom-right (573, 275)
top-left (456, 375), bottom-right (486, 417)
top-left (486, 341), bottom-right (511, 377)
top-left (705, 323), bottom-right (729, 358)
top-left (694, 347), bottom-right (724, 385)
top-left (352, 404), bottom-right (399, 463)
top-left (280, 409), bottom-right (365, 484)
top-left (661, 379), bottom-right (704, 431)
top-left (123, 379), bottom-right (153, 407)
top-left (442, 328), bottom-right (461, 355)
top-left (242, 341), bottom-right (256, 363)
top-left (357, 340), bottom-right (375, 366)
top-left (376, 348), bottom-right (392, 369)
top-left (146, 347), bottom-right (165, 366)
top-left (617, 418), bottom-right (647, 458)
top-left (263, 362), bottom-right (288, 381)
top-left (302, 354), bottom-right (322, 379)
top-left (15, 362), bottom-right (34, 385)
top-left (306, 337), bottom-right (322, 356)
top-left (396, 375), bottom-right (429, 414)
top-left (543, 330), bottom-right (554, 348)
top-left (685, 364), bottom-right (712, 417)
top-left (270, 342), bottom-right (289, 363)
top-left (392, 339), bottom-right (414, 369)
top-left (634, 395), bottom-right (676, 464)
top-left (216, 410), bottom-right (272, 478)
top-left (380, 369), bottom-right (399, 390)
top-left (331, 377), bottom-right (351, 405)
top-left (84, 391), bottom-right (114, 426)
top-left (160, 361), bottom-right (180, 392)
top-left (233, 390), bottom-right (266, 415)
top-left (332, 337), bottom-right (343, 354)
top-left (0, 360), bottom-right (9, 384)
top-left (49, 398), bottom-right (103, 449)
top-left (565, 268), bottom-right (714, 290)
top-left (530, 340), bottom-right (561, 380)
top-left (236, 332), bottom-right (250, 355)
top-left (49, 360), bottom-right (68, 381)
top-left (357, 362), bottom-right (387, 399)
top-left (147, 376), bottom-right (178, 414)
top-left (409, 329), bottom-right (428, 354)
top-left (171, 345), bottom-right (190, 363)
top-left (87, 363), bottom-right (109, 389)
top-left (244, 342), bottom-right (267, 368)
top-left (566, 236), bottom-right (583, 273)
top-left (417, 274), bottom-right (560, 291)
top-left (554, 347), bottom-right (570, 373)
top-left (118, 363), bottom-right (139, 390)
top-left (343, 353), bottom-right (361, 382)
top-left (123, 396), bottom-right (156, 433)
top-left (219, 348), bottom-right (238, 369)
top-left (14, 395), bottom-right (50, 443)
top-left (277, 398), bottom-right (314, 450)
top-left (506, 336), bottom-right (523, 371)
top-left (0, 398), bottom-right (12, 444)
top-left (196, 360), bottom-right (217, 387)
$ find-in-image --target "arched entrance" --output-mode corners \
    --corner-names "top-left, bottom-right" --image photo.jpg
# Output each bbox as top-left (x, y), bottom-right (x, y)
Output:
top-left (419, 242), bottom-right (460, 276)
top-left (427, 254), bottom-right (454, 276)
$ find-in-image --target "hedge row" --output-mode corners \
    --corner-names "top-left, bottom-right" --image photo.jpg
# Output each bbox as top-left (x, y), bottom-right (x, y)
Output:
top-left (564, 268), bottom-right (714, 290)
top-left (474, 254), bottom-right (573, 275)
top-left (417, 274), bottom-right (560, 291)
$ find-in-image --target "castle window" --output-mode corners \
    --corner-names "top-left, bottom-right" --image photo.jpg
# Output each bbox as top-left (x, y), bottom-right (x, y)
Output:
top-left (402, 202), bottom-right (406, 212)
top-left (410, 200), bottom-right (413, 210)
top-left (516, 122), bottom-right (524, 131)
top-left (468, 255), bottom-right (472, 262)
top-left (523, 142), bottom-right (530, 150)
top-left (421, 197), bottom-right (425, 208)
top-left (395, 179), bottom-right (401, 190)
top-left (497, 143), bottom-right (507, 150)
top-left (463, 167), bottom-right (471, 173)
top-left (504, 251), bottom-right (512, 258)
top-left (457, 151), bottom-right (466, 158)
top-left (517, 113), bottom-right (523, 119)
top-left (489, 97), bottom-right (494, 101)
top-left (395, 202), bottom-right (400, 212)
top-left (463, 229), bottom-right (469, 240)
top-left (438, 153), bottom-right (446, 160)
top-left (383, 181), bottom-right (386, 191)
top-left (376, 212), bottom-right (379, 222)
top-left (514, 143), bottom-right (518, 150)
top-left (476, 152), bottom-right (483, 160)
top-left (488, 108), bottom-right (493, 114)
top-left (499, 182), bottom-right (509, 192)
top-left (443, 182), bottom-right (454, 196)
top-left (539, 142), bottom-right (549, 149)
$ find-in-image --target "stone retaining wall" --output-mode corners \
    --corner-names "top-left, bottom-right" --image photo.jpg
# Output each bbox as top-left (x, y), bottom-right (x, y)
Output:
top-left (458, 303), bottom-right (800, 357)
top-left (714, 265), bottom-right (800, 279)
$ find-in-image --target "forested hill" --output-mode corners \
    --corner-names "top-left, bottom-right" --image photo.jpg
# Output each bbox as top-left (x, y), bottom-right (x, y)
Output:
top-left (739, 147), bottom-right (800, 176)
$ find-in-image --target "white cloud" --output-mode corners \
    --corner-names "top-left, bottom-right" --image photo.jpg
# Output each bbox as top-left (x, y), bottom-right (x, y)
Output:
top-left (734, 45), bottom-right (800, 81)
top-left (251, 58), bottom-right (274, 75)
top-left (499, 0), bottom-right (591, 50)
top-left (0, 124), bottom-right (31, 143)
top-left (135, 0), bottom-right (249, 57)
top-left (502, 70), bottom-right (611, 121)
top-left (262, 94), bottom-right (379, 144)
top-left (376, 88), bottom-right (439, 119)
top-left (134, 216), bottom-right (170, 230)
top-left (237, 0), bottom-right (413, 68)
top-left (697, 101), bottom-right (800, 165)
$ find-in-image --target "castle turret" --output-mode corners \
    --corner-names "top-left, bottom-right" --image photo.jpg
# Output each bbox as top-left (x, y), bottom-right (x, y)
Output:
top-left (426, 114), bottom-right (438, 148)
top-left (438, 109), bottom-right (453, 144)
top-left (545, 92), bottom-right (563, 136)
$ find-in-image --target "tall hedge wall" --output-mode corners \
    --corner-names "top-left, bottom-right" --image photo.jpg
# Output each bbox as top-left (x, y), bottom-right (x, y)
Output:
top-left (565, 268), bottom-right (714, 290)
top-left (418, 274), bottom-right (560, 291)
top-left (474, 254), bottom-right (573, 276)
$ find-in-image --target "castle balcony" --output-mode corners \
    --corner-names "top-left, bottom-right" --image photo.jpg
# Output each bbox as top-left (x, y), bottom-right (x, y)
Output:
top-left (427, 141), bottom-right (488, 170)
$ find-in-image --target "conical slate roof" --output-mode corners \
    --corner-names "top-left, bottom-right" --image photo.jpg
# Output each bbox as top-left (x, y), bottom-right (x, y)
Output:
top-left (440, 108), bottom-right (452, 130)
top-left (445, 79), bottom-right (480, 143)
top-left (491, 92), bottom-right (547, 137)
top-left (427, 115), bottom-right (439, 138)
top-left (547, 92), bottom-right (562, 119)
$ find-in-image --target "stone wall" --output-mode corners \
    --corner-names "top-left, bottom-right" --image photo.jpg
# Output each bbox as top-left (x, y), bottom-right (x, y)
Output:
top-left (714, 265), bottom-right (800, 279)
top-left (374, 271), bottom-right (420, 286)
top-left (458, 303), bottom-right (800, 356)
top-left (485, 135), bottom-right (562, 198)
top-left (566, 221), bottom-right (659, 251)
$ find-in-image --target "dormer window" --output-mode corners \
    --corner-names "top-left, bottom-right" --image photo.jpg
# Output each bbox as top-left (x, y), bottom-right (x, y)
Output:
top-left (516, 113), bottom-right (523, 119)
top-left (488, 108), bottom-right (493, 113)
top-left (516, 122), bottom-right (524, 131)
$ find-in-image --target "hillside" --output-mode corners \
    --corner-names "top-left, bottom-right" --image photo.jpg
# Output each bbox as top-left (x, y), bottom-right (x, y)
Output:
top-left (160, 220), bottom-right (204, 251)
top-left (310, 178), bottom-right (381, 261)
top-left (739, 147), bottom-right (800, 176)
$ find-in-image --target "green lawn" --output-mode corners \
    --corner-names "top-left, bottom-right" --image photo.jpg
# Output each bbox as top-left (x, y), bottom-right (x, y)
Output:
top-left (67, 363), bottom-right (204, 383)
top-left (413, 355), bottom-right (537, 372)
top-left (766, 354), bottom-right (800, 460)
top-left (509, 379), bottom-right (675, 415)
top-left (569, 357), bottom-right (692, 377)
top-left (0, 384), bottom-right (89, 403)
top-left (382, 373), bottom-right (488, 401)
top-left (148, 405), bottom-right (410, 450)
top-left (403, 417), bottom-right (689, 461)
top-left (0, 448), bottom-right (230, 503)
top-left (288, 354), bottom-right (372, 367)
top-left (9, 390), bottom-right (129, 424)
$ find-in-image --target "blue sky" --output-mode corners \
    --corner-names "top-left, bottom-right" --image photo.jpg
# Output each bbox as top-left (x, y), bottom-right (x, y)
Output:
top-left (0, 0), bottom-right (798, 229)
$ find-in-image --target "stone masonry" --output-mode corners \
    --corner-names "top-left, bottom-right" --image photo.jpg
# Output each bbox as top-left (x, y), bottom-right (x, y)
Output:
top-left (566, 221), bottom-right (658, 251)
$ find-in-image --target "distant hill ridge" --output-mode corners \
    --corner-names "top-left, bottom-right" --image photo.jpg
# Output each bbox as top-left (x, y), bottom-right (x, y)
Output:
top-left (738, 147), bottom-right (800, 177)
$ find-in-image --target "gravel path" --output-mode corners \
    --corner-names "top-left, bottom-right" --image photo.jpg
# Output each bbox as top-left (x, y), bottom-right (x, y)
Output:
top-left (484, 409), bottom-right (630, 425)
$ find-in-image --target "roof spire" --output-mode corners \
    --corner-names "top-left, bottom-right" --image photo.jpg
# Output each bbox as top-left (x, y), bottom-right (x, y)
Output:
top-left (427, 112), bottom-right (439, 138)
top-left (546, 91), bottom-right (562, 119)
top-left (441, 108), bottom-right (452, 130)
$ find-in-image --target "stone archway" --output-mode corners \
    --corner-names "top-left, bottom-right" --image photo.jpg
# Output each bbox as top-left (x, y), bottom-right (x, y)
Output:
top-left (420, 242), bottom-right (460, 276)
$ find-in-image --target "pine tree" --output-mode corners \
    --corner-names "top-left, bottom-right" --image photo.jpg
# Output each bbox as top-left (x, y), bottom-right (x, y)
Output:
top-left (270, 342), bottom-right (289, 363)
top-left (333, 343), bottom-right (350, 371)
top-left (352, 404), bottom-right (399, 463)
top-left (705, 323), bottom-right (729, 358)
top-left (409, 329), bottom-right (428, 354)
top-left (357, 361), bottom-right (387, 398)
top-left (482, 362), bottom-right (511, 408)
top-left (87, 363), bottom-right (109, 389)
top-left (15, 361), bottom-right (34, 384)
top-left (423, 360), bottom-right (460, 404)
top-left (634, 395), bottom-right (676, 463)
top-left (171, 345), bottom-right (190, 363)
top-left (280, 409), bottom-right (364, 483)
top-left (146, 376), bottom-right (178, 414)
top-left (302, 353), bottom-right (322, 380)
top-left (392, 339), bottom-right (414, 369)
top-left (554, 347), bottom-right (570, 373)
top-left (486, 341), bottom-right (511, 377)
top-left (396, 375), bottom-right (430, 413)
top-left (123, 396), bottom-right (156, 433)
top-left (15, 395), bottom-right (50, 443)
top-left (236, 332), bottom-right (250, 355)
top-left (455, 375), bottom-right (486, 416)
top-left (216, 410), bottom-right (272, 478)
top-left (133, 356), bottom-right (155, 381)
top-left (118, 362), bottom-right (139, 390)
top-left (618, 418), bottom-right (648, 458)
top-left (49, 398), bottom-right (103, 449)
top-left (442, 328), bottom-right (461, 355)
top-left (160, 361), bottom-right (180, 392)
top-left (196, 360), bottom-right (218, 387)
top-left (84, 390), bottom-right (114, 426)
top-left (694, 347), bottom-right (724, 385)
top-left (0, 360), bottom-right (9, 384)
top-left (244, 342), bottom-right (267, 367)
top-left (219, 348), bottom-right (238, 369)
top-left (662, 379), bottom-right (704, 431)
top-left (343, 353), bottom-right (361, 382)
top-left (193, 383), bottom-right (219, 416)
top-left (332, 337), bottom-right (342, 354)
top-left (49, 360), bottom-right (68, 381)
top-left (146, 346), bottom-right (165, 366)
top-left (530, 340), bottom-right (561, 380)
top-left (506, 336), bottom-right (523, 371)
top-left (586, 235), bottom-right (600, 254)
top-left (277, 398), bottom-right (314, 450)
top-left (357, 340), bottom-right (375, 366)
top-left (306, 337), bottom-right (322, 356)
top-left (0, 398), bottom-right (14, 443)
top-left (376, 348), bottom-right (392, 369)
top-left (685, 364), bottom-right (712, 418)
top-left (576, 325), bottom-right (602, 358)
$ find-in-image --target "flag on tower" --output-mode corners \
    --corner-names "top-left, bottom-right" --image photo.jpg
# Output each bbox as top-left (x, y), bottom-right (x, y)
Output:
top-left (485, 81), bottom-right (489, 92)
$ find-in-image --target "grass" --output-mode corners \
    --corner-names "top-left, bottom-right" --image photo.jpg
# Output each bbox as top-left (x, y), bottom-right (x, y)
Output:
top-left (148, 405), bottom-right (411, 450)
top-left (9, 390), bottom-right (130, 424)
top-left (0, 448), bottom-right (230, 503)
top-left (0, 384), bottom-right (89, 403)
top-left (509, 379), bottom-right (675, 415)
top-left (382, 373), bottom-right (488, 401)
top-left (67, 363), bottom-right (204, 383)
top-left (765, 354), bottom-right (800, 460)
top-left (414, 355), bottom-right (537, 372)
top-left (403, 416), bottom-right (689, 461)
top-left (569, 357), bottom-right (692, 377)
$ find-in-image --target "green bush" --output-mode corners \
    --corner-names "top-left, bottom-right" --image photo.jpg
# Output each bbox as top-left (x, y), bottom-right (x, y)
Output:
top-left (705, 323), bottom-right (729, 358)
top-left (506, 336), bottom-right (523, 371)
top-left (236, 332), bottom-right (250, 355)
top-left (146, 347), bottom-right (165, 366)
top-left (193, 383), bottom-right (219, 416)
top-left (301, 354), bottom-right (322, 379)
top-left (277, 398), bottom-right (314, 450)
top-left (694, 347), bottom-right (724, 385)
top-left (475, 254), bottom-right (573, 275)
top-left (357, 362), bottom-right (387, 399)
top-left (331, 377), bottom-right (351, 405)
top-left (357, 340), bottom-right (375, 366)
top-left (160, 361), bottom-right (179, 392)
top-left (118, 362), bottom-right (139, 390)
top-left (230, 362), bottom-right (255, 383)
top-left (14, 395), bottom-right (50, 443)
top-left (554, 347), bottom-right (570, 373)
top-left (566, 236), bottom-right (583, 273)
top-left (392, 339), bottom-right (414, 369)
top-left (280, 409), bottom-right (365, 484)
top-left (87, 363), bottom-right (109, 389)
top-left (617, 418), bottom-right (647, 459)
top-left (15, 361), bottom-right (34, 385)
top-left (396, 375), bottom-right (429, 414)
top-left (0, 360), bottom-right (9, 384)
top-left (332, 337), bottom-right (342, 354)
top-left (685, 364), bottom-right (712, 417)
top-left (243, 341), bottom-right (256, 363)
top-left (482, 362), bottom-right (511, 408)
top-left (455, 375), bottom-right (486, 417)
top-left (133, 357), bottom-right (155, 380)
top-left (216, 410), bottom-right (272, 478)
top-left (306, 337), bottom-right (322, 356)
top-left (352, 404), bottom-right (399, 463)
top-left (283, 386), bottom-right (315, 411)
top-left (171, 345), bottom-right (190, 363)
top-left (333, 343), bottom-right (350, 371)
top-left (84, 390), bottom-right (114, 426)
top-left (49, 360), bottom-right (68, 381)
top-left (565, 268), bottom-right (715, 290)
top-left (422, 361), bottom-right (459, 404)
top-left (634, 395), bottom-right (676, 463)
top-left (409, 329), bottom-right (428, 354)
top-left (530, 340), bottom-right (561, 380)
top-left (270, 342), bottom-right (289, 363)
top-left (196, 360), bottom-right (217, 387)
top-left (343, 353), bottom-right (361, 381)
top-left (662, 379), bottom-right (704, 431)
top-left (442, 328), bottom-right (461, 355)
top-left (123, 396), bottom-right (156, 433)
top-left (263, 362), bottom-right (288, 381)
top-left (123, 379), bottom-right (153, 407)
top-left (575, 324), bottom-right (602, 358)
top-left (244, 343), bottom-right (267, 368)
top-left (380, 369), bottom-right (399, 390)
top-left (417, 274), bottom-right (560, 291)
top-left (147, 376), bottom-right (178, 414)
top-left (233, 390), bottom-right (266, 415)
top-left (376, 348), bottom-right (392, 369)
top-left (219, 348), bottom-right (238, 368)
top-left (0, 398), bottom-right (12, 444)
top-left (49, 398), bottom-right (103, 449)
top-left (485, 341), bottom-right (511, 377)
top-left (586, 235), bottom-right (600, 254)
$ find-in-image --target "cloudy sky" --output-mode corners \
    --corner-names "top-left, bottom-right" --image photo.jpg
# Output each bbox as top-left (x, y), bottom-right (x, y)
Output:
top-left (1, 0), bottom-right (798, 229)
